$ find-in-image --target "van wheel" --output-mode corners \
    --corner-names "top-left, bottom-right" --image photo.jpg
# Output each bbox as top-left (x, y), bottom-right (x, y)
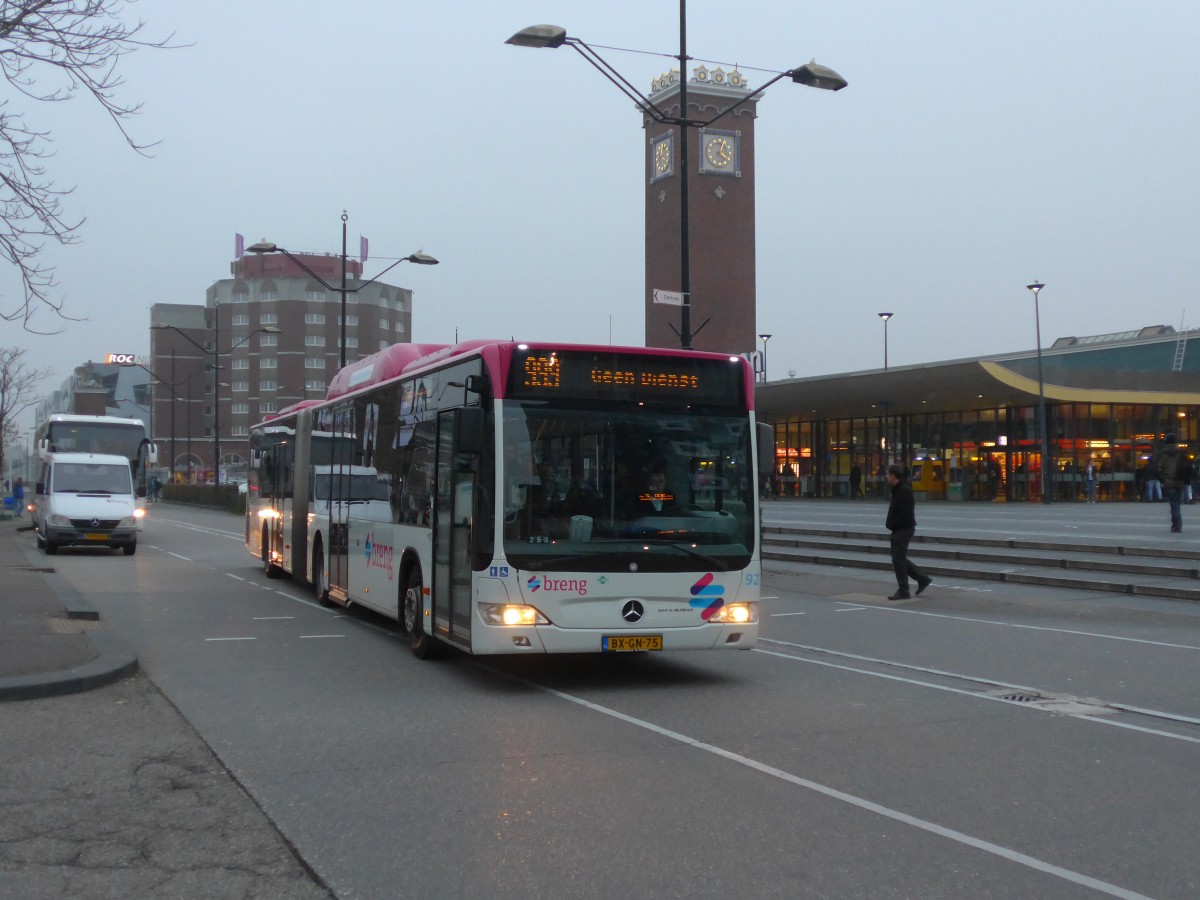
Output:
top-left (312, 538), bottom-right (331, 606)
top-left (403, 567), bottom-right (441, 659)
top-left (123, 542), bottom-right (137, 556)
top-left (262, 527), bottom-right (282, 579)
top-left (44, 539), bottom-right (59, 556)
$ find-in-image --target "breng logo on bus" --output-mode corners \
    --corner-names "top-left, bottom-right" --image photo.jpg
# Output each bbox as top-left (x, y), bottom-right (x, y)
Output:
top-left (688, 573), bottom-right (725, 620)
top-left (526, 575), bottom-right (588, 596)
top-left (363, 534), bottom-right (395, 581)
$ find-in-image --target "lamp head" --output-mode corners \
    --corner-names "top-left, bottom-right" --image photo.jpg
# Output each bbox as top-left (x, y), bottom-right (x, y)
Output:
top-left (246, 241), bottom-right (280, 254)
top-left (758, 333), bottom-right (772, 342)
top-left (261, 326), bottom-right (282, 334)
top-left (506, 24), bottom-right (568, 48)
top-left (878, 312), bottom-right (894, 321)
top-left (1026, 282), bottom-right (1045, 295)
top-left (791, 60), bottom-right (848, 92)
top-left (406, 251), bottom-right (440, 266)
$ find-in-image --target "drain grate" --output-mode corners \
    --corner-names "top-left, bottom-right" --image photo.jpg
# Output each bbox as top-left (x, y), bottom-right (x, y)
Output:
top-left (9, 566), bottom-right (56, 573)
top-left (986, 689), bottom-right (1113, 717)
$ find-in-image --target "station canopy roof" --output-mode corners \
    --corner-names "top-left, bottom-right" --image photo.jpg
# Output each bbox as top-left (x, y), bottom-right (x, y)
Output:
top-left (757, 326), bottom-right (1200, 422)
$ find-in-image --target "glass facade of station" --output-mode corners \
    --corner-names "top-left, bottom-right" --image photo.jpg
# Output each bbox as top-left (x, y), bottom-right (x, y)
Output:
top-left (770, 401), bottom-right (1198, 502)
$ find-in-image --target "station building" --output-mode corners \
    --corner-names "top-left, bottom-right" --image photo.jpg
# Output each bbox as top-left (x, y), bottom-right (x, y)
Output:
top-left (757, 325), bottom-right (1200, 502)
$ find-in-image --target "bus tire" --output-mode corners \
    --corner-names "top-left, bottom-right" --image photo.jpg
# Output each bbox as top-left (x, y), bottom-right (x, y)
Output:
top-left (312, 537), bottom-right (331, 606)
top-left (262, 526), bottom-right (282, 579)
top-left (403, 567), bottom-right (441, 660)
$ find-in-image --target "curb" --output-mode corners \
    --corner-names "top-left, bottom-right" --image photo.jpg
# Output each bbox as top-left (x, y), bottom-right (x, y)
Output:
top-left (0, 628), bottom-right (139, 702)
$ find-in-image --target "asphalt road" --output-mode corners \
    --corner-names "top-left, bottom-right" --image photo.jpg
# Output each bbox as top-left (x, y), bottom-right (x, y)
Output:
top-left (28, 504), bottom-right (1200, 898)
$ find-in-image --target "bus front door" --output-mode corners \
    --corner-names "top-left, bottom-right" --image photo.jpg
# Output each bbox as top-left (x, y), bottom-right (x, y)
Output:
top-left (432, 411), bottom-right (475, 647)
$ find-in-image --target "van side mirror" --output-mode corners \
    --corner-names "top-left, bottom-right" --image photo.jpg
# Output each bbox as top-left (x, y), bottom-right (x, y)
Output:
top-left (456, 407), bottom-right (486, 455)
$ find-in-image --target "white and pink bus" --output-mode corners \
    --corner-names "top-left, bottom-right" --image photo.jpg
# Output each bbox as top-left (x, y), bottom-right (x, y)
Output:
top-left (246, 340), bottom-right (765, 658)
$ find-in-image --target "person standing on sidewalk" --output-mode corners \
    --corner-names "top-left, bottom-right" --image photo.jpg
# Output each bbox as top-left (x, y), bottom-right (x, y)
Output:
top-left (885, 464), bottom-right (932, 600)
top-left (11, 476), bottom-right (24, 517)
top-left (1157, 433), bottom-right (1192, 533)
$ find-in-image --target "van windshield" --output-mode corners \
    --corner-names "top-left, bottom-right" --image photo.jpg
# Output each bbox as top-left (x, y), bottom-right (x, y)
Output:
top-left (52, 463), bottom-right (133, 495)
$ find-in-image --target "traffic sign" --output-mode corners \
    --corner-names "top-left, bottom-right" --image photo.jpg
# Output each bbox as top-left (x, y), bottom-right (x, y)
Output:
top-left (652, 288), bottom-right (684, 306)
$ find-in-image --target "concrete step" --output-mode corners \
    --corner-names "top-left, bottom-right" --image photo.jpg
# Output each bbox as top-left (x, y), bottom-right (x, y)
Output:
top-left (761, 527), bottom-right (1200, 602)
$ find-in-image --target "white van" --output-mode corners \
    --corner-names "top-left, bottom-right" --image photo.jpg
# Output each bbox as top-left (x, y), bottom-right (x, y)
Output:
top-left (34, 452), bottom-right (144, 556)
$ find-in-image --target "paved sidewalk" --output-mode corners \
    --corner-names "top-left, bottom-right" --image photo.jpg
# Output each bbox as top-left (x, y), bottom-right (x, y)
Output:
top-left (0, 518), bottom-right (138, 701)
top-left (0, 518), bottom-right (331, 898)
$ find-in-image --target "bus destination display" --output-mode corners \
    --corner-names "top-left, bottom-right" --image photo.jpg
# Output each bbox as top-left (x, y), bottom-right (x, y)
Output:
top-left (511, 350), bottom-right (744, 406)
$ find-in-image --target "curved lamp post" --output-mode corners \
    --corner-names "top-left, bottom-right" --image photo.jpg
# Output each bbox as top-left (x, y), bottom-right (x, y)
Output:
top-left (507, 17), bottom-right (845, 350)
top-left (247, 218), bottom-right (438, 369)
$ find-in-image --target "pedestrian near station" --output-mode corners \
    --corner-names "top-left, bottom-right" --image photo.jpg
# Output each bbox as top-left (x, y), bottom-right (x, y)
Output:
top-left (1156, 433), bottom-right (1194, 533)
top-left (884, 464), bottom-right (932, 601)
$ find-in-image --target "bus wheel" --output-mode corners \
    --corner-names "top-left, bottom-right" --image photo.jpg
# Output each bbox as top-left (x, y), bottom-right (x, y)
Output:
top-left (403, 568), bottom-right (440, 660)
top-left (312, 538), bottom-right (332, 606)
top-left (262, 527), bottom-right (282, 579)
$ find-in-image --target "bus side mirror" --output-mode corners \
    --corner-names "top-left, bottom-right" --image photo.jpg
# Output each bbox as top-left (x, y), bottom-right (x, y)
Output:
top-left (757, 422), bottom-right (774, 474)
top-left (146, 442), bottom-right (159, 465)
top-left (36, 482), bottom-right (45, 495)
top-left (456, 407), bottom-right (486, 455)
top-left (249, 449), bottom-right (261, 470)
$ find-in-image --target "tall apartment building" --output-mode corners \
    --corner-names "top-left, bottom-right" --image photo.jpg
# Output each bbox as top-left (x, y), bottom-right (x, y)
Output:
top-left (149, 252), bottom-right (413, 480)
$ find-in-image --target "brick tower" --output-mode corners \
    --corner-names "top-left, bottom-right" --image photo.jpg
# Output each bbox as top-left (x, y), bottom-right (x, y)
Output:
top-left (644, 65), bottom-right (759, 355)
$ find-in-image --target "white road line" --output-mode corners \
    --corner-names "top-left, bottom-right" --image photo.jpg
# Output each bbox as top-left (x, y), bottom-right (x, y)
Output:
top-left (769, 612), bottom-right (808, 617)
top-left (253, 616), bottom-right (295, 620)
top-left (835, 607), bottom-right (868, 612)
top-left (756, 643), bottom-right (1200, 745)
top-left (517, 674), bottom-right (1151, 900)
top-left (205, 637), bottom-right (256, 642)
top-left (299, 634), bottom-right (344, 639)
top-left (168, 551), bottom-right (191, 561)
top-left (227, 574), bottom-right (247, 582)
top-left (860, 605), bottom-right (1200, 651)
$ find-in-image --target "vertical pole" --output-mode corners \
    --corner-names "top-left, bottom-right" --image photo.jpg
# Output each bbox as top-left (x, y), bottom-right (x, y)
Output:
top-left (170, 350), bottom-right (176, 481)
top-left (213, 300), bottom-right (220, 484)
top-left (340, 211), bottom-right (348, 369)
top-left (1035, 295), bottom-right (1050, 503)
top-left (678, 0), bottom-right (691, 350)
top-left (884, 318), bottom-right (889, 370)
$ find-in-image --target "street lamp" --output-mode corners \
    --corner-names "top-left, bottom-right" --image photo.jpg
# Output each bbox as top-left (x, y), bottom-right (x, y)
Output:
top-left (152, 320), bottom-right (280, 484)
top-left (1026, 281), bottom-right (1051, 504)
top-left (247, 215), bottom-right (439, 369)
top-left (877, 312), bottom-right (894, 369)
top-left (757, 333), bottom-right (772, 383)
top-left (508, 15), bottom-right (846, 351)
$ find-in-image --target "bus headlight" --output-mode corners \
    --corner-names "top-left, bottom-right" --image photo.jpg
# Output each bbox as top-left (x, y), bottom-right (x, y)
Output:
top-left (709, 602), bottom-right (757, 624)
top-left (479, 603), bottom-right (550, 626)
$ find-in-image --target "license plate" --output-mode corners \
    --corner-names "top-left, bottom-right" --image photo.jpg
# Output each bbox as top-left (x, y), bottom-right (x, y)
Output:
top-left (84, 532), bottom-right (110, 541)
top-left (602, 634), bottom-right (663, 652)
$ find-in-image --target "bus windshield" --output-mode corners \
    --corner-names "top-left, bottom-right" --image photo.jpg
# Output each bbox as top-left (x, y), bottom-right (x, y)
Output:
top-left (501, 401), bottom-right (755, 573)
top-left (45, 421), bottom-right (145, 459)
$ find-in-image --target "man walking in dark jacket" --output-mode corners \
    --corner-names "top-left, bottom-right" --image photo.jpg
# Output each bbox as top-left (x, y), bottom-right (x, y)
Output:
top-left (885, 464), bottom-right (932, 600)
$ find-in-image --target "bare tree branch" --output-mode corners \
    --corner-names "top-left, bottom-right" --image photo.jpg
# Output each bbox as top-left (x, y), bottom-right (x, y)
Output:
top-left (0, 344), bottom-right (51, 475)
top-left (0, 1), bottom-right (175, 330)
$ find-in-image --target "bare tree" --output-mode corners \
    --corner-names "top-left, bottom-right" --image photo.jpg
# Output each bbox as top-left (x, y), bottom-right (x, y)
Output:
top-left (0, 1), bottom-right (174, 331)
top-left (0, 346), bottom-right (50, 476)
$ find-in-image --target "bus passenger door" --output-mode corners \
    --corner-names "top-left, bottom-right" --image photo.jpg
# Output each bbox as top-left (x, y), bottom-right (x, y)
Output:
top-left (432, 410), bottom-right (475, 647)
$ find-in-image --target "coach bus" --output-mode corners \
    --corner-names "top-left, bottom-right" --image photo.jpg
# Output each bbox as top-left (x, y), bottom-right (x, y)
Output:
top-left (246, 340), bottom-right (765, 658)
top-left (35, 414), bottom-right (157, 487)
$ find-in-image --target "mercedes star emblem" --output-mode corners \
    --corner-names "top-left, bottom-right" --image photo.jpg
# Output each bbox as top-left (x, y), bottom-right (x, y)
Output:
top-left (621, 600), bottom-right (645, 623)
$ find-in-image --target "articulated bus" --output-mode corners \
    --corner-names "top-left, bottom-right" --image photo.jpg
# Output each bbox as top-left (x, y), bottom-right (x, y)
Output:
top-left (246, 340), bottom-right (766, 658)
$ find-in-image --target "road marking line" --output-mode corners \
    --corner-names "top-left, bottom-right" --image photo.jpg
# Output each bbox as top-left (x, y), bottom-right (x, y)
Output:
top-left (253, 616), bottom-right (295, 620)
top-left (299, 634), bottom-right (344, 639)
top-left (205, 637), bottom-right (256, 642)
top-left (519, 675), bottom-right (1151, 900)
top-left (168, 552), bottom-right (191, 561)
top-left (861, 606), bottom-right (1200, 651)
top-left (835, 607), bottom-right (868, 612)
top-left (769, 612), bottom-right (808, 617)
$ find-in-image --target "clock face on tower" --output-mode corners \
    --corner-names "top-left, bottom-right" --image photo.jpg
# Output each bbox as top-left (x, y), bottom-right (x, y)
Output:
top-left (699, 129), bottom-right (739, 176)
top-left (650, 132), bottom-right (673, 182)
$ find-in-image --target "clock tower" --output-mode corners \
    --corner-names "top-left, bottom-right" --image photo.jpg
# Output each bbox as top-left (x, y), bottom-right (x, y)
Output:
top-left (644, 65), bottom-right (759, 355)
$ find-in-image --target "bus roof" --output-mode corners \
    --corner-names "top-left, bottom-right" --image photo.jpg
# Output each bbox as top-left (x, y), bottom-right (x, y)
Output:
top-left (325, 339), bottom-right (750, 403)
top-left (43, 413), bottom-right (145, 428)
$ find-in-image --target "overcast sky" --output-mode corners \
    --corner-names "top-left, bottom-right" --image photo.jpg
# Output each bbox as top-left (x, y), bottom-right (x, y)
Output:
top-left (4, 0), bottom-right (1199, 435)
